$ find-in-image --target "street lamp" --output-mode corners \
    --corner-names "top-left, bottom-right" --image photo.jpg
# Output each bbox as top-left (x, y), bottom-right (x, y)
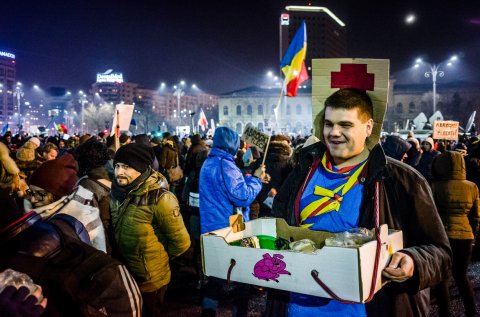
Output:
top-left (13, 82), bottom-right (24, 132)
top-left (78, 91), bottom-right (87, 134)
top-left (414, 55), bottom-right (458, 114)
top-left (173, 81), bottom-right (185, 127)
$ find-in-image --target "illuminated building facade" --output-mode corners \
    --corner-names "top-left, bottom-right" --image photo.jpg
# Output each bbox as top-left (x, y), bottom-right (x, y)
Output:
top-left (0, 50), bottom-right (16, 124)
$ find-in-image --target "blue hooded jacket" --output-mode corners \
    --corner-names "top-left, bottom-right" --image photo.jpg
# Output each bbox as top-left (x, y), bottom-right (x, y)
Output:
top-left (199, 127), bottom-right (262, 233)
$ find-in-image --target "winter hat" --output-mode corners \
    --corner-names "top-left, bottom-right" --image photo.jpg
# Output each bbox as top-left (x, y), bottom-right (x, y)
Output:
top-left (113, 143), bottom-right (155, 173)
top-left (15, 141), bottom-right (36, 162)
top-left (271, 134), bottom-right (291, 144)
top-left (382, 135), bottom-right (412, 161)
top-left (28, 137), bottom-right (41, 149)
top-left (134, 134), bottom-right (151, 147)
top-left (424, 137), bottom-right (435, 148)
top-left (30, 153), bottom-right (79, 197)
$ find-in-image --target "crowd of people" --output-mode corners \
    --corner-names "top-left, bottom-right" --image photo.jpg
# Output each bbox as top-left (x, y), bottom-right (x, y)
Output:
top-left (0, 89), bottom-right (479, 316)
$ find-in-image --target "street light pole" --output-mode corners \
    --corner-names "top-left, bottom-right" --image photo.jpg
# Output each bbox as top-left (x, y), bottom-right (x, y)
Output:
top-left (173, 81), bottom-right (185, 129)
top-left (79, 91), bottom-right (87, 135)
top-left (13, 83), bottom-right (24, 133)
top-left (424, 64), bottom-right (444, 114)
top-left (415, 56), bottom-right (457, 116)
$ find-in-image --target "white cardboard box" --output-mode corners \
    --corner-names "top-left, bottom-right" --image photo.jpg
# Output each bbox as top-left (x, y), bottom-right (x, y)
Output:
top-left (201, 218), bottom-right (403, 303)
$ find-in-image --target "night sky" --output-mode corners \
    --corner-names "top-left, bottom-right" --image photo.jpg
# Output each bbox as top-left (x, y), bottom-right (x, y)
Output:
top-left (1, 0), bottom-right (479, 94)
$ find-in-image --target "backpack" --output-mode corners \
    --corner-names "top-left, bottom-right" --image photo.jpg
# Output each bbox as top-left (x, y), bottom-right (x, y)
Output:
top-left (1, 216), bottom-right (142, 317)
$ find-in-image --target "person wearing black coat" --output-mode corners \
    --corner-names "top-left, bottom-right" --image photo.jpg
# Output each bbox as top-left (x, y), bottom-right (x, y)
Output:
top-left (254, 137), bottom-right (295, 217)
top-left (272, 88), bottom-right (451, 317)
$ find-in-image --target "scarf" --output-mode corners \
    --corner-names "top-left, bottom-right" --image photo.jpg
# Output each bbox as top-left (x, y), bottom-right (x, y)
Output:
top-left (111, 168), bottom-right (152, 202)
top-left (300, 152), bottom-right (367, 228)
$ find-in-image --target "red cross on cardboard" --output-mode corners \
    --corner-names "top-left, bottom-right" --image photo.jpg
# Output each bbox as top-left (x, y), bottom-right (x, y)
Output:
top-left (330, 64), bottom-right (375, 91)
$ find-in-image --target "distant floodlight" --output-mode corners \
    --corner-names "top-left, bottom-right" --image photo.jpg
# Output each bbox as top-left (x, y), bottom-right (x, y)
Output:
top-left (33, 85), bottom-right (39, 89)
top-left (180, 80), bottom-right (185, 85)
top-left (405, 14), bottom-right (416, 24)
top-left (192, 84), bottom-right (197, 89)
top-left (415, 58), bottom-right (422, 63)
top-left (267, 71), bottom-right (273, 77)
top-left (450, 55), bottom-right (458, 61)
top-left (160, 82), bottom-right (166, 87)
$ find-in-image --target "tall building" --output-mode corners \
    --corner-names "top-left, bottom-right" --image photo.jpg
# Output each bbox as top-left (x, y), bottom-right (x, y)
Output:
top-left (280, 6), bottom-right (346, 73)
top-left (0, 50), bottom-right (16, 125)
top-left (219, 86), bottom-right (312, 135)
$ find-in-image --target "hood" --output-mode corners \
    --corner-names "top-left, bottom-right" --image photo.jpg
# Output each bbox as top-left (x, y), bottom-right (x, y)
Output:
top-left (268, 141), bottom-right (293, 157)
top-left (212, 127), bottom-right (239, 156)
top-left (432, 151), bottom-right (466, 181)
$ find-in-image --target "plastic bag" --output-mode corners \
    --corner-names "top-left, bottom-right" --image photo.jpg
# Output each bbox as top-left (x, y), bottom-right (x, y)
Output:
top-left (324, 228), bottom-right (374, 247)
top-left (289, 239), bottom-right (317, 253)
top-left (0, 269), bottom-right (40, 294)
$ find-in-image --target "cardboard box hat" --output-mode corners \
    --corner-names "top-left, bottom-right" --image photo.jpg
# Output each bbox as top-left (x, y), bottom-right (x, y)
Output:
top-left (312, 58), bottom-right (390, 150)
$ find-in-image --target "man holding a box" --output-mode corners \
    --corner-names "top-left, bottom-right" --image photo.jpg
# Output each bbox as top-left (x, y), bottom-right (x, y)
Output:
top-left (272, 59), bottom-right (451, 316)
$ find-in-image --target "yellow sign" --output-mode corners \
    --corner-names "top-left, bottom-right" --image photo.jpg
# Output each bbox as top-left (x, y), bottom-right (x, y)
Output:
top-left (433, 120), bottom-right (459, 140)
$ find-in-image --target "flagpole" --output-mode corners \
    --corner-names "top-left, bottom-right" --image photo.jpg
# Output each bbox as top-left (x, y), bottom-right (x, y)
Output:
top-left (273, 75), bottom-right (290, 133)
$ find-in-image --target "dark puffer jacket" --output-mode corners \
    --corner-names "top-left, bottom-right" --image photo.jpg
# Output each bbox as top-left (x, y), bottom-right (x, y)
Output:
top-left (432, 151), bottom-right (480, 240)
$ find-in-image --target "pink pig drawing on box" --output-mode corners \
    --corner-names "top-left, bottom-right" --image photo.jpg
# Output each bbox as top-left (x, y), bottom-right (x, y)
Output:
top-left (252, 253), bottom-right (291, 283)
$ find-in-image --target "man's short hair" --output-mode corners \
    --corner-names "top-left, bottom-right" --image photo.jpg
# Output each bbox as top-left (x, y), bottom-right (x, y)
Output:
top-left (324, 88), bottom-right (373, 122)
top-left (42, 142), bottom-right (59, 154)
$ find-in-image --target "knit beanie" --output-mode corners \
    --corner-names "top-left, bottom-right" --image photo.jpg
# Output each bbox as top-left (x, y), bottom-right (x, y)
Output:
top-left (30, 153), bottom-right (79, 197)
top-left (113, 143), bottom-right (154, 173)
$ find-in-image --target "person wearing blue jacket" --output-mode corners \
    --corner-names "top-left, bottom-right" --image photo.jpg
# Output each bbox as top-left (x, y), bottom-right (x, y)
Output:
top-left (199, 126), bottom-right (267, 234)
top-left (199, 126), bottom-right (268, 317)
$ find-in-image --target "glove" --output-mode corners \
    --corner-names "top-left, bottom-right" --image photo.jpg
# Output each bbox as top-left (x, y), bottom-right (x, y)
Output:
top-left (0, 286), bottom-right (46, 317)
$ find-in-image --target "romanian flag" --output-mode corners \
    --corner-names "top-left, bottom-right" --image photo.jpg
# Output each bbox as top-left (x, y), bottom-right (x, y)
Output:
top-left (280, 21), bottom-right (308, 97)
top-left (197, 108), bottom-right (208, 131)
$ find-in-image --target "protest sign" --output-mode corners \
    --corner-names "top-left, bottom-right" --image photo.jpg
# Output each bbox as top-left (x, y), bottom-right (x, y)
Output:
top-left (110, 104), bottom-right (134, 136)
top-left (242, 126), bottom-right (270, 153)
top-left (433, 120), bottom-right (459, 140)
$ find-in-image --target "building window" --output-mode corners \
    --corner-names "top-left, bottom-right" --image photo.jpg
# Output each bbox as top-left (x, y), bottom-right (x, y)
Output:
top-left (396, 103), bottom-right (403, 113)
top-left (296, 104), bottom-right (302, 115)
top-left (258, 105), bottom-right (263, 115)
top-left (257, 122), bottom-right (264, 131)
top-left (247, 105), bottom-right (252, 115)
top-left (223, 106), bottom-right (229, 116)
top-left (236, 105), bottom-right (242, 116)
top-left (236, 122), bottom-right (242, 134)
top-left (286, 104), bottom-right (291, 115)
top-left (409, 102), bottom-right (415, 113)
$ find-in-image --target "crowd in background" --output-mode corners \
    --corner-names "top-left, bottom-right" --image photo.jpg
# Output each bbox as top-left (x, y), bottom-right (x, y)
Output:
top-left (0, 127), bottom-right (478, 316)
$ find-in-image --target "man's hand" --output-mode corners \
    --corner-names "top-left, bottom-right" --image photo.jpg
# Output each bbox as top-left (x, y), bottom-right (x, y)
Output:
top-left (0, 286), bottom-right (47, 317)
top-left (382, 252), bottom-right (414, 283)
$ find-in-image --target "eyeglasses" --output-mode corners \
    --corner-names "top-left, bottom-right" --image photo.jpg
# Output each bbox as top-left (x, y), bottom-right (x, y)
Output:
top-left (25, 189), bottom-right (48, 201)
